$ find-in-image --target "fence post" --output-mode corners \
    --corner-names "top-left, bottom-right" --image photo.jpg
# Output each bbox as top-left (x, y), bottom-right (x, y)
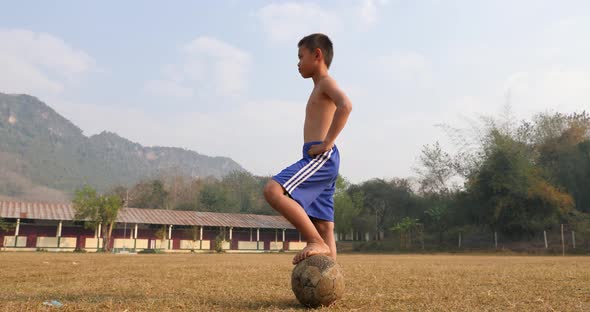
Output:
top-left (572, 231), bottom-right (576, 249)
top-left (561, 224), bottom-right (565, 256)
top-left (494, 231), bottom-right (498, 249)
top-left (421, 228), bottom-right (424, 250)
top-left (543, 230), bottom-right (548, 249)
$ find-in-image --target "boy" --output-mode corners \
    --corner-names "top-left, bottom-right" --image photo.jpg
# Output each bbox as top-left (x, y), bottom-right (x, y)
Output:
top-left (263, 33), bottom-right (352, 264)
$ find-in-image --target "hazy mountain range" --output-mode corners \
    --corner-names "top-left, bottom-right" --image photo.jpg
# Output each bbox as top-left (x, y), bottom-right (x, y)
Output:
top-left (0, 93), bottom-right (246, 201)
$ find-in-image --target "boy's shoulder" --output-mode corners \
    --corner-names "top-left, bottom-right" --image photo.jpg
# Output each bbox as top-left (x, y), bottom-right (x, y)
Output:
top-left (317, 75), bottom-right (345, 97)
top-left (317, 75), bottom-right (339, 90)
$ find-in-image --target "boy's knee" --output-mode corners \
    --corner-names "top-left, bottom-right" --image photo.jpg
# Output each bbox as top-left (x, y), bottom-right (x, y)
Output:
top-left (263, 180), bottom-right (282, 202)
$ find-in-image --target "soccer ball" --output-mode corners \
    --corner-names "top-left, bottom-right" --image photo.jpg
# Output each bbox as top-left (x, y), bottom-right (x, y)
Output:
top-left (291, 255), bottom-right (345, 308)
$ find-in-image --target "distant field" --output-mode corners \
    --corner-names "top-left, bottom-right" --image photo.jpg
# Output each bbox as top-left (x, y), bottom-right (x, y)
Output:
top-left (0, 252), bottom-right (588, 311)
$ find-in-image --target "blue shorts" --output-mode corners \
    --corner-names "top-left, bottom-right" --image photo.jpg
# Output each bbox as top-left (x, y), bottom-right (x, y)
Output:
top-left (272, 141), bottom-right (340, 222)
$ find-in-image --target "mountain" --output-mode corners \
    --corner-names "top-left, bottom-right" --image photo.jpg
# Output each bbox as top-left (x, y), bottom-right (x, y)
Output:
top-left (0, 93), bottom-right (246, 199)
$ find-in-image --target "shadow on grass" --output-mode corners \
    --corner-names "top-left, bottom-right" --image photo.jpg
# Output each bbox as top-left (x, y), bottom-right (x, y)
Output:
top-left (228, 297), bottom-right (307, 310)
top-left (5, 294), bottom-right (309, 310)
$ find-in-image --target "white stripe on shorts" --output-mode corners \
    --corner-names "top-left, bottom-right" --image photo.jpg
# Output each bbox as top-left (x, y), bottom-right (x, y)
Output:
top-left (282, 150), bottom-right (329, 191)
top-left (286, 148), bottom-right (333, 194)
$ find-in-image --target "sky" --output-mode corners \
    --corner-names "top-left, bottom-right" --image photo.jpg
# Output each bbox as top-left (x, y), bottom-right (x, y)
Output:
top-left (1, 0), bottom-right (589, 183)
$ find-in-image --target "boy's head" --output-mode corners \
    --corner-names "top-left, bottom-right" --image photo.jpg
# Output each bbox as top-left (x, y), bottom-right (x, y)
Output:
top-left (297, 33), bottom-right (333, 77)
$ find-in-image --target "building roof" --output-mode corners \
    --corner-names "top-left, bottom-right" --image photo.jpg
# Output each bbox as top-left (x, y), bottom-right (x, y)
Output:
top-left (0, 201), bottom-right (294, 229)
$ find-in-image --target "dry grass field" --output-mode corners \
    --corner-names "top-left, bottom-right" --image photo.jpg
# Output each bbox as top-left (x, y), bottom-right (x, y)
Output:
top-left (0, 252), bottom-right (589, 311)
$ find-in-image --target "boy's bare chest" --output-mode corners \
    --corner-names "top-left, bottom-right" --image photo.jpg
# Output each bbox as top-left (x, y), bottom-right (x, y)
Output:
top-left (305, 89), bottom-right (334, 114)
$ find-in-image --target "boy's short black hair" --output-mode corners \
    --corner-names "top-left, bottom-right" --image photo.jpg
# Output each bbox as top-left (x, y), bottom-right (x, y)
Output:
top-left (298, 33), bottom-right (333, 68)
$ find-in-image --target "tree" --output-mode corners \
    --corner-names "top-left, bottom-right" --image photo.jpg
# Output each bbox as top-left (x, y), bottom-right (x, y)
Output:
top-left (424, 203), bottom-right (449, 244)
top-left (73, 185), bottom-right (122, 251)
top-left (128, 180), bottom-right (168, 209)
top-left (0, 218), bottom-right (14, 231)
top-left (199, 183), bottom-right (237, 212)
top-left (415, 141), bottom-right (457, 195)
top-left (334, 176), bottom-right (361, 237)
top-left (466, 130), bottom-right (573, 237)
top-left (535, 112), bottom-right (590, 213)
top-left (390, 217), bottom-right (420, 248)
top-left (221, 171), bottom-right (260, 214)
top-left (348, 178), bottom-right (418, 240)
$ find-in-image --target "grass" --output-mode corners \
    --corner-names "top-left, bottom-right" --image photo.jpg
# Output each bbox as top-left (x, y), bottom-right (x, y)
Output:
top-left (0, 253), bottom-right (589, 311)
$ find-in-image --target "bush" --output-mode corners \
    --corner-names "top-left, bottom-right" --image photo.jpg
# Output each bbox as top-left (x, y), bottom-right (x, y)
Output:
top-left (352, 240), bottom-right (399, 252)
top-left (214, 235), bottom-right (226, 253)
top-left (138, 249), bottom-right (164, 254)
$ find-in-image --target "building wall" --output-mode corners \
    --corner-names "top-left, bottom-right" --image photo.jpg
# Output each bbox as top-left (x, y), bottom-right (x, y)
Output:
top-left (0, 219), bottom-right (302, 251)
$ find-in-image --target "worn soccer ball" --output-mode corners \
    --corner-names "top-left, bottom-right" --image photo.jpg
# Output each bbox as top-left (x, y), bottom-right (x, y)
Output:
top-left (291, 255), bottom-right (345, 308)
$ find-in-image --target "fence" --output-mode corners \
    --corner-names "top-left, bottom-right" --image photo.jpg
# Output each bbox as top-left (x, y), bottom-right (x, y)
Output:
top-left (346, 224), bottom-right (590, 254)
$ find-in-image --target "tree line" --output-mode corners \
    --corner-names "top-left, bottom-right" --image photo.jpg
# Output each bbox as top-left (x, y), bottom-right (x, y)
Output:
top-left (69, 110), bottom-right (589, 250)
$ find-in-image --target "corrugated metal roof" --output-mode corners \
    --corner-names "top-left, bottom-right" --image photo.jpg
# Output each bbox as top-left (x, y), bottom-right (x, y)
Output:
top-left (194, 212), bottom-right (293, 229)
top-left (0, 201), bottom-right (76, 220)
top-left (116, 208), bottom-right (202, 226)
top-left (0, 201), bottom-right (294, 229)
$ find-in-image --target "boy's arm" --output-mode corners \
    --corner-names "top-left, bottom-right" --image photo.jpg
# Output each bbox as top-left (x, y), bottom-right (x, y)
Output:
top-left (308, 78), bottom-right (353, 156)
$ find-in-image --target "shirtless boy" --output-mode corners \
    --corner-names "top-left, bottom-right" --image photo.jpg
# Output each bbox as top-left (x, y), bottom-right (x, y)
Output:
top-left (263, 33), bottom-right (352, 264)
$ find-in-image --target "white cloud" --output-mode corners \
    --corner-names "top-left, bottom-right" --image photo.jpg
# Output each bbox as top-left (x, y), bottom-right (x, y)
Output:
top-left (0, 54), bottom-right (64, 94)
top-left (541, 17), bottom-right (590, 60)
top-left (499, 16), bottom-right (590, 117)
top-left (143, 79), bottom-right (194, 99)
top-left (373, 51), bottom-right (432, 86)
top-left (0, 29), bottom-right (96, 96)
top-left (359, 0), bottom-right (378, 25)
top-left (257, 2), bottom-right (341, 42)
top-left (357, 0), bottom-right (390, 27)
top-left (184, 37), bottom-right (250, 97)
top-left (257, 1), bottom-right (393, 40)
top-left (505, 68), bottom-right (590, 117)
top-left (144, 36), bottom-right (250, 99)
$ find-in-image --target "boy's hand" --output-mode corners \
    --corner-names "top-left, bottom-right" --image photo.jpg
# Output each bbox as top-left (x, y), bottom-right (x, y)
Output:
top-left (307, 142), bottom-right (333, 157)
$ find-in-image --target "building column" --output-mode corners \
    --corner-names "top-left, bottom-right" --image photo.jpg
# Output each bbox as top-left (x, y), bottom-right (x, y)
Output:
top-left (134, 224), bottom-right (138, 249)
top-left (14, 218), bottom-right (20, 247)
top-left (275, 229), bottom-right (278, 242)
top-left (229, 227), bottom-right (233, 240)
top-left (282, 229), bottom-right (286, 250)
top-left (249, 228), bottom-right (252, 241)
top-left (15, 218), bottom-right (20, 236)
top-left (168, 225), bottom-right (173, 249)
top-left (97, 223), bottom-right (102, 250)
top-left (57, 221), bottom-right (63, 248)
top-left (256, 228), bottom-right (260, 250)
top-left (199, 226), bottom-right (203, 249)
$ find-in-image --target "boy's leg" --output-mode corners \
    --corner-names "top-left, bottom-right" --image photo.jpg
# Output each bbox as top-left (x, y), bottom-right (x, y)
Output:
top-left (312, 218), bottom-right (337, 261)
top-left (263, 180), bottom-right (330, 264)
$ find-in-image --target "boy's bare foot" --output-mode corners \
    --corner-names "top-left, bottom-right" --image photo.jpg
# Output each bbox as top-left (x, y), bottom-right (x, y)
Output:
top-left (293, 242), bottom-right (331, 264)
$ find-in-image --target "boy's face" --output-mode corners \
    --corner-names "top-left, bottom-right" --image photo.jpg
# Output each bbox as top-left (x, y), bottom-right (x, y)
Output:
top-left (297, 46), bottom-right (317, 78)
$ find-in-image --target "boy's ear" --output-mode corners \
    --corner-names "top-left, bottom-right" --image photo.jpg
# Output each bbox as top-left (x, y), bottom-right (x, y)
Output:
top-left (314, 48), bottom-right (323, 61)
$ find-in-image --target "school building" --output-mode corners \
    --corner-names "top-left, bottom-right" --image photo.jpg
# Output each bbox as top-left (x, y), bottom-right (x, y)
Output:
top-left (0, 201), bottom-right (307, 252)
